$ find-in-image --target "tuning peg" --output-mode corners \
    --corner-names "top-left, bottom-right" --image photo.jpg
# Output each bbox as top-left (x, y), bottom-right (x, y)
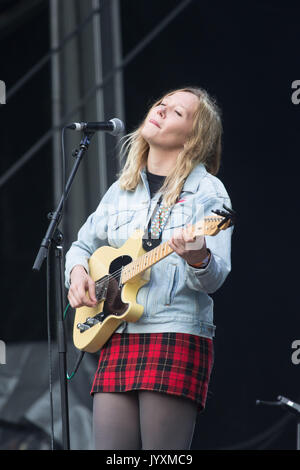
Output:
top-left (223, 204), bottom-right (236, 217)
top-left (211, 204), bottom-right (236, 228)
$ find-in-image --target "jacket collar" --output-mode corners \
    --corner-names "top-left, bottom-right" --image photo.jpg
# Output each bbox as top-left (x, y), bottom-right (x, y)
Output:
top-left (140, 162), bottom-right (207, 194)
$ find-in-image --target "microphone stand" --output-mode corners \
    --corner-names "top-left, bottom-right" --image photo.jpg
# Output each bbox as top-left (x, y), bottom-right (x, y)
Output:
top-left (33, 131), bottom-right (95, 450)
top-left (256, 395), bottom-right (300, 450)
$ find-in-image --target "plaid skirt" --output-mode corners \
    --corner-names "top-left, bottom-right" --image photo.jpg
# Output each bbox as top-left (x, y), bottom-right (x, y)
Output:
top-left (91, 332), bottom-right (214, 413)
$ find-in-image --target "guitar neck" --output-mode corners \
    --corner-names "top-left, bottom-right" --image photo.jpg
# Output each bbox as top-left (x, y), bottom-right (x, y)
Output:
top-left (121, 239), bottom-right (173, 284)
top-left (120, 214), bottom-right (226, 284)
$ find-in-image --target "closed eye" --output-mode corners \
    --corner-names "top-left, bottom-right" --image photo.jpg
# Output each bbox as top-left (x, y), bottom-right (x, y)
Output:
top-left (159, 102), bottom-right (182, 116)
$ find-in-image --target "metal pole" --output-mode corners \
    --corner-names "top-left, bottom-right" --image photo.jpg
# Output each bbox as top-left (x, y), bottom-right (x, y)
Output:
top-left (49, 1), bottom-right (70, 450)
top-left (50, 0), bottom-right (62, 207)
top-left (111, 0), bottom-right (125, 172)
top-left (92, 0), bottom-right (107, 196)
top-left (111, 0), bottom-right (125, 125)
top-left (1, 0), bottom-right (193, 188)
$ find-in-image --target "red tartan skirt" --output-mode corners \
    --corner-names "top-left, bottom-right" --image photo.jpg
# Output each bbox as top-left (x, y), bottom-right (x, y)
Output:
top-left (91, 332), bottom-right (214, 413)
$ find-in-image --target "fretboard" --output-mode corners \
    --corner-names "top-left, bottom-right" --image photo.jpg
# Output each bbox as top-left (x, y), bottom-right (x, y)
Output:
top-left (121, 239), bottom-right (173, 284)
top-left (120, 214), bottom-right (225, 284)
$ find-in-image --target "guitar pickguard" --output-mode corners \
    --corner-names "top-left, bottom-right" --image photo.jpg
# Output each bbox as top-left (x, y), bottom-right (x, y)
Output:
top-left (77, 255), bottom-right (132, 333)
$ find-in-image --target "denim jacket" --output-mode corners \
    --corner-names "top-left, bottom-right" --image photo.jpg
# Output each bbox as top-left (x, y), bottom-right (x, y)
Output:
top-left (65, 163), bottom-right (233, 339)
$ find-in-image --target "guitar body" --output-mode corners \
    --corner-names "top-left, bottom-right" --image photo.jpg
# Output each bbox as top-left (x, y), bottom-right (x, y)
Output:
top-left (73, 229), bottom-right (150, 353)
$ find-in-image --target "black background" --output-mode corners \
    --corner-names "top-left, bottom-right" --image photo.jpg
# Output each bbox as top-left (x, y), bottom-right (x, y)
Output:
top-left (0, 0), bottom-right (299, 450)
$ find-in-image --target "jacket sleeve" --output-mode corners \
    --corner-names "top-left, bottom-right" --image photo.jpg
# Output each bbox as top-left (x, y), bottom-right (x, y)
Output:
top-left (64, 182), bottom-right (117, 289)
top-left (184, 194), bottom-right (234, 294)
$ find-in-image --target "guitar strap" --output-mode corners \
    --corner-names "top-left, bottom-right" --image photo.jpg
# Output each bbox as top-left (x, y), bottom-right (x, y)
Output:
top-left (142, 194), bottom-right (176, 252)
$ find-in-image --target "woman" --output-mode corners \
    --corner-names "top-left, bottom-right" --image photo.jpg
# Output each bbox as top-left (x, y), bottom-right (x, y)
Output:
top-left (65, 86), bottom-right (233, 450)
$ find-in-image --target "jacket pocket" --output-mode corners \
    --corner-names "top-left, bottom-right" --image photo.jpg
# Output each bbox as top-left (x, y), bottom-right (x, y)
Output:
top-left (164, 263), bottom-right (178, 305)
top-left (107, 210), bottom-right (136, 246)
top-left (164, 206), bottom-right (192, 234)
top-left (110, 210), bottom-right (135, 230)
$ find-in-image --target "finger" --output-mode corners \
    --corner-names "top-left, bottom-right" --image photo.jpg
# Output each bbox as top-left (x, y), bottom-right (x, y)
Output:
top-left (75, 282), bottom-right (88, 302)
top-left (169, 233), bottom-right (181, 249)
top-left (87, 278), bottom-right (97, 304)
top-left (81, 291), bottom-right (97, 308)
top-left (182, 226), bottom-right (198, 252)
top-left (183, 225), bottom-right (196, 243)
top-left (187, 223), bottom-right (196, 240)
top-left (68, 291), bottom-right (80, 309)
top-left (71, 286), bottom-right (87, 308)
top-left (72, 284), bottom-right (95, 308)
top-left (192, 234), bottom-right (205, 250)
top-left (171, 227), bottom-right (184, 242)
top-left (168, 234), bottom-right (185, 256)
top-left (176, 228), bottom-right (192, 250)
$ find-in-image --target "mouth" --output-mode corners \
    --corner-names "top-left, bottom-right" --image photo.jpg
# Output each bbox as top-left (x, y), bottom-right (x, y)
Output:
top-left (149, 119), bottom-right (161, 128)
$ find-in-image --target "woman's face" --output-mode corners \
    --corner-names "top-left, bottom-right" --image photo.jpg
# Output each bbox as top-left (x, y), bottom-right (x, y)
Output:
top-left (141, 91), bottom-right (199, 152)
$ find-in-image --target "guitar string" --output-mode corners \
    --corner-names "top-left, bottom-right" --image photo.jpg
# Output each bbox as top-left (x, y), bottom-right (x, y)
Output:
top-left (94, 217), bottom-right (222, 292)
top-left (95, 246), bottom-right (164, 287)
top-left (94, 233), bottom-right (170, 288)
top-left (97, 204), bottom-right (168, 286)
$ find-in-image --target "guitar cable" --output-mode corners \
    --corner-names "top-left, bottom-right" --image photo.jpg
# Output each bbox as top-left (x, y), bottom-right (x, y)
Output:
top-left (66, 351), bottom-right (85, 380)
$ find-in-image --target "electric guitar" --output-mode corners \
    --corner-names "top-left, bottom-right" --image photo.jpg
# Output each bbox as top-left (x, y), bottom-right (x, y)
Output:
top-left (73, 205), bottom-right (235, 353)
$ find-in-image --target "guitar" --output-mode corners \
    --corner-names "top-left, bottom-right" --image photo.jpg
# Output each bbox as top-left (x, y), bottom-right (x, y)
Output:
top-left (73, 206), bottom-right (235, 353)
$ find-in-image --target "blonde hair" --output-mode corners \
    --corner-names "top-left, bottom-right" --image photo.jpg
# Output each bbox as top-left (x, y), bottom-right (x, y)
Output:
top-left (117, 86), bottom-right (223, 207)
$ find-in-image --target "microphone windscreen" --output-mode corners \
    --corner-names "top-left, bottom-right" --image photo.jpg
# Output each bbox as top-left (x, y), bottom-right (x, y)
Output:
top-left (109, 118), bottom-right (125, 136)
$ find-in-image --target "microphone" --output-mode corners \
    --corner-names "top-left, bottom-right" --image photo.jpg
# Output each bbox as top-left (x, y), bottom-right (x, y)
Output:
top-left (66, 118), bottom-right (125, 136)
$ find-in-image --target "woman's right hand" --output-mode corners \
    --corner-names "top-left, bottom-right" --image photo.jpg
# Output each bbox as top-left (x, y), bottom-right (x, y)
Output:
top-left (68, 265), bottom-right (98, 308)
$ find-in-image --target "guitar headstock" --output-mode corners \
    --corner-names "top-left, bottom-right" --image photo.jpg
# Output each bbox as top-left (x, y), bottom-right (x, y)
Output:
top-left (193, 204), bottom-right (236, 237)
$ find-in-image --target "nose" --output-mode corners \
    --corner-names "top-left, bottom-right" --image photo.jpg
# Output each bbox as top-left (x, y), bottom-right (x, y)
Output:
top-left (157, 104), bottom-right (166, 118)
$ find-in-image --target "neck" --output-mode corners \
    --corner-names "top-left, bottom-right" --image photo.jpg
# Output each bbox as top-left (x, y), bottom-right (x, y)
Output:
top-left (146, 147), bottom-right (180, 176)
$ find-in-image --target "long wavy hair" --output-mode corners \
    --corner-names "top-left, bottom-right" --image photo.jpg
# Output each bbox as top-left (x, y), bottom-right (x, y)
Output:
top-left (117, 86), bottom-right (223, 207)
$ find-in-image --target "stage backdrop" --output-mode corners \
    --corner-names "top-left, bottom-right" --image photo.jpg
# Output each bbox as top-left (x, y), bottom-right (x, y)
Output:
top-left (0, 0), bottom-right (299, 450)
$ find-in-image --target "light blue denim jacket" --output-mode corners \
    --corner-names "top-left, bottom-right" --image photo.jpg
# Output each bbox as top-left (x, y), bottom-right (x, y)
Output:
top-left (65, 163), bottom-right (233, 339)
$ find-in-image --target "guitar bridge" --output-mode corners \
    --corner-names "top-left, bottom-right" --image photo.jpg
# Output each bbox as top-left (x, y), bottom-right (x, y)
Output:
top-left (77, 313), bottom-right (106, 333)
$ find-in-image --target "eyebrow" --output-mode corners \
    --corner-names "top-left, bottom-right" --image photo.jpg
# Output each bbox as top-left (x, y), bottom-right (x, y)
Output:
top-left (161, 99), bottom-right (188, 111)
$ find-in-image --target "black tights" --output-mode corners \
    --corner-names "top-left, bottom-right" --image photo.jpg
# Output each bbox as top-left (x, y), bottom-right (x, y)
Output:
top-left (93, 390), bottom-right (198, 450)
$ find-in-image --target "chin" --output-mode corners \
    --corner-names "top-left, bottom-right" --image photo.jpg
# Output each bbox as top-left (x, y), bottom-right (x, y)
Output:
top-left (141, 126), bottom-right (155, 144)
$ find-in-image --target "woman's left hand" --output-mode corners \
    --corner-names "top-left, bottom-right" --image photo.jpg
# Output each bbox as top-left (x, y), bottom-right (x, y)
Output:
top-left (168, 223), bottom-right (208, 265)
